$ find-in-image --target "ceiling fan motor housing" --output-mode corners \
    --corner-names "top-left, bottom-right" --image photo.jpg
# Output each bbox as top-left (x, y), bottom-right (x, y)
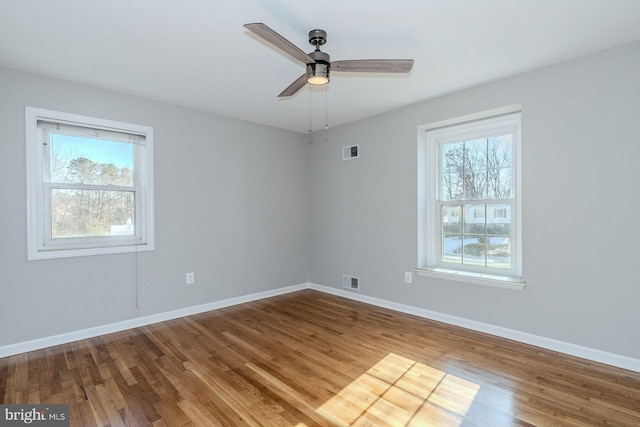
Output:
top-left (306, 50), bottom-right (330, 84)
top-left (308, 29), bottom-right (327, 47)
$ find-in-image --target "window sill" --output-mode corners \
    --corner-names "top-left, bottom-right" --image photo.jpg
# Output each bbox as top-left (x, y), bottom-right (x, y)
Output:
top-left (415, 267), bottom-right (525, 291)
top-left (28, 243), bottom-right (153, 260)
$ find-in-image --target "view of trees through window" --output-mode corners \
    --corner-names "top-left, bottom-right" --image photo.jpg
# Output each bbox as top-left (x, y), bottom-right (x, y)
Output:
top-left (439, 135), bottom-right (513, 269)
top-left (48, 134), bottom-right (135, 239)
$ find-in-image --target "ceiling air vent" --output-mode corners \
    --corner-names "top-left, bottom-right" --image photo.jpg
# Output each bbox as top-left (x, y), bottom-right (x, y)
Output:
top-left (342, 274), bottom-right (360, 291)
top-left (342, 144), bottom-right (359, 160)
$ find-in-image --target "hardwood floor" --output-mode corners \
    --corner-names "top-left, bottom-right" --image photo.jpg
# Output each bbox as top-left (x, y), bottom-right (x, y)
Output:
top-left (2, 289), bottom-right (640, 426)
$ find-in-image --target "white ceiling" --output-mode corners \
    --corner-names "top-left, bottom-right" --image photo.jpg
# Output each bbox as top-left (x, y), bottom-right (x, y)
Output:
top-left (1, 1), bottom-right (639, 133)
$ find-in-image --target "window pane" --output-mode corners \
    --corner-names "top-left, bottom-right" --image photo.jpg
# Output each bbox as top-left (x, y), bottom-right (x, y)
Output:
top-left (441, 143), bottom-right (464, 201)
top-left (51, 189), bottom-right (134, 238)
top-left (487, 236), bottom-right (511, 269)
top-left (487, 135), bottom-right (512, 198)
top-left (50, 134), bottom-right (134, 186)
top-left (462, 235), bottom-right (485, 266)
top-left (464, 138), bottom-right (488, 169)
top-left (463, 169), bottom-right (487, 199)
top-left (487, 204), bottom-right (511, 235)
top-left (464, 204), bottom-right (486, 234)
top-left (487, 167), bottom-right (512, 198)
top-left (442, 205), bottom-right (462, 233)
top-left (488, 134), bottom-right (512, 167)
top-left (442, 143), bottom-right (462, 173)
top-left (463, 138), bottom-right (488, 199)
top-left (442, 234), bottom-right (462, 264)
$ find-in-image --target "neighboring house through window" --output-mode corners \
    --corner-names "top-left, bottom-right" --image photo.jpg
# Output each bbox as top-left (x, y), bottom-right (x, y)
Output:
top-left (26, 107), bottom-right (154, 260)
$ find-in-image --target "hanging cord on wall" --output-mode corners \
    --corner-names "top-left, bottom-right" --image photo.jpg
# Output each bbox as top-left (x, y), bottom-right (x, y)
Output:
top-left (135, 237), bottom-right (140, 313)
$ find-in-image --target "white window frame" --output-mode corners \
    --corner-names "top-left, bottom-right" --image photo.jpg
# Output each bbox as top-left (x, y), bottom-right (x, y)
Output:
top-left (417, 107), bottom-right (524, 290)
top-left (26, 107), bottom-right (155, 260)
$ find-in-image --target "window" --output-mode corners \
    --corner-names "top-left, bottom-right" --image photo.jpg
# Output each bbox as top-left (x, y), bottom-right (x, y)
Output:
top-left (26, 107), bottom-right (154, 260)
top-left (418, 110), bottom-right (523, 289)
top-left (493, 208), bottom-right (507, 219)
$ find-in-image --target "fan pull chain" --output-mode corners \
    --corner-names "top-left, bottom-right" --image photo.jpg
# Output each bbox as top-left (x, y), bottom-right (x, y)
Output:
top-left (309, 86), bottom-right (312, 134)
top-left (324, 85), bottom-right (328, 130)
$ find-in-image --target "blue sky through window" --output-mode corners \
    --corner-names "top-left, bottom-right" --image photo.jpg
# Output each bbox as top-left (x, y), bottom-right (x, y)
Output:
top-left (51, 134), bottom-right (133, 168)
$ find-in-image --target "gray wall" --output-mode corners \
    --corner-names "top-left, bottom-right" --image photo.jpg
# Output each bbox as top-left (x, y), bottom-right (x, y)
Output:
top-left (0, 66), bottom-right (310, 346)
top-left (2, 41), bottom-right (639, 361)
top-left (309, 41), bottom-right (640, 359)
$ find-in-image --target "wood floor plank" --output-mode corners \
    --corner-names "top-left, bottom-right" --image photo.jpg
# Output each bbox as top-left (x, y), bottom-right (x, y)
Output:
top-left (1, 289), bottom-right (640, 426)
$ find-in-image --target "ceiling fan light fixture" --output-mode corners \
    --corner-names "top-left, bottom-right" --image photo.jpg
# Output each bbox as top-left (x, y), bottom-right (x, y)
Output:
top-left (306, 62), bottom-right (329, 85)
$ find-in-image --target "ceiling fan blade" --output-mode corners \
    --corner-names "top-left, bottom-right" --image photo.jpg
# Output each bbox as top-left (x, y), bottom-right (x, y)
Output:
top-left (244, 23), bottom-right (314, 65)
top-left (278, 74), bottom-right (308, 97)
top-left (331, 59), bottom-right (414, 73)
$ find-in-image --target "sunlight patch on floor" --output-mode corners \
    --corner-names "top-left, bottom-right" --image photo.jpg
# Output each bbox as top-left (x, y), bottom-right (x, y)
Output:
top-left (317, 353), bottom-right (480, 426)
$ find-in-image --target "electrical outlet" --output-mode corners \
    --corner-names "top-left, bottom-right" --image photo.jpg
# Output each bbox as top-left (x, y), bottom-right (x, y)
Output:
top-left (404, 271), bottom-right (413, 284)
top-left (186, 272), bottom-right (195, 284)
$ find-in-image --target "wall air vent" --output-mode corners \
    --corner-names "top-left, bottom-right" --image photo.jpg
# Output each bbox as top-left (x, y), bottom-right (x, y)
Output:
top-left (342, 274), bottom-right (360, 291)
top-left (342, 144), bottom-right (359, 160)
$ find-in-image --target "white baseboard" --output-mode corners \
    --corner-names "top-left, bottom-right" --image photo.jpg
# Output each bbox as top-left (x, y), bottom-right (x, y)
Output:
top-left (308, 283), bottom-right (640, 374)
top-left (0, 283), bottom-right (308, 358)
top-left (2, 281), bottom-right (639, 374)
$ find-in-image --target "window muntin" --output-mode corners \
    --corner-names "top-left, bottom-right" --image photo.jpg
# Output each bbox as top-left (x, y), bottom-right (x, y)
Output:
top-left (423, 112), bottom-right (521, 281)
top-left (26, 107), bottom-right (154, 259)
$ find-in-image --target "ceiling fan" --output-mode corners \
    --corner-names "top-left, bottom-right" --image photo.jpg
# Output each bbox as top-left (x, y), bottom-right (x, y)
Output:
top-left (244, 23), bottom-right (414, 97)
